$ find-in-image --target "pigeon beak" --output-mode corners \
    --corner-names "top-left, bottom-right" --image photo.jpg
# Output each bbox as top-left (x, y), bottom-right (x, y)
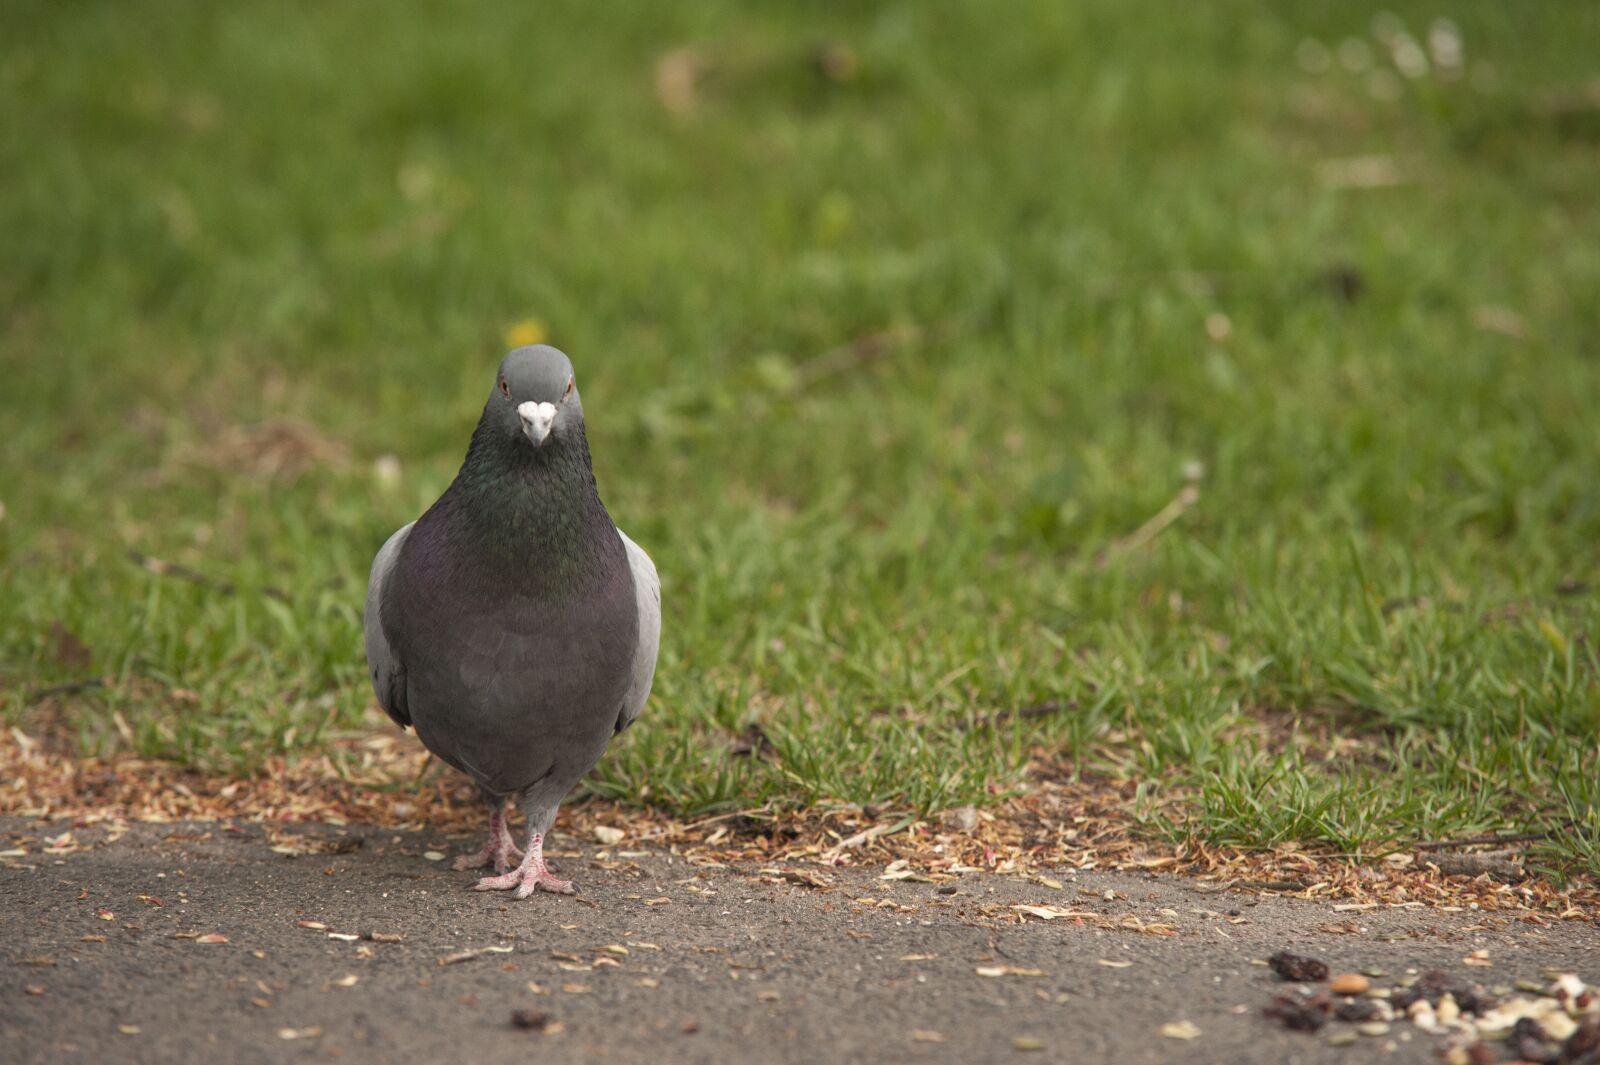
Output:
top-left (517, 401), bottom-right (557, 447)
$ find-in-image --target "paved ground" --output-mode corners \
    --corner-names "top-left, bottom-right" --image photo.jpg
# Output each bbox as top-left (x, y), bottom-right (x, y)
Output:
top-left (2, 818), bottom-right (1594, 1065)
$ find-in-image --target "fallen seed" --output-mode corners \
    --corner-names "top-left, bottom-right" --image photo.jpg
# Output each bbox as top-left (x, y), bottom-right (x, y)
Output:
top-left (1357, 1022), bottom-right (1390, 1037)
top-left (1327, 1030), bottom-right (1358, 1047)
top-left (1330, 973), bottom-right (1370, 995)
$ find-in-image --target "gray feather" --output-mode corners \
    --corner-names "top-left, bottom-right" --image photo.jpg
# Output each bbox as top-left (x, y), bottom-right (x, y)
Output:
top-left (614, 529), bottom-right (660, 734)
top-left (363, 520), bottom-right (414, 728)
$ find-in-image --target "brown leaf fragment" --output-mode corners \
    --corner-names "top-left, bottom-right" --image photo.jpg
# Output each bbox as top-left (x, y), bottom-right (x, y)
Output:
top-left (80, 935), bottom-right (107, 943)
top-left (561, 983), bottom-right (592, 994)
top-left (438, 950), bottom-right (482, 966)
top-left (195, 933), bottom-right (230, 944)
top-left (96, 909), bottom-right (115, 921)
top-left (779, 869), bottom-right (834, 890)
top-left (912, 1030), bottom-right (946, 1043)
top-left (49, 621), bottom-right (92, 670)
top-left (1472, 306), bottom-right (1529, 339)
top-left (250, 997), bottom-right (272, 1009)
top-left (1263, 989), bottom-right (1332, 1031)
top-left (1268, 951), bottom-right (1328, 982)
top-left (19, 957), bottom-right (57, 967)
top-left (654, 49), bottom-right (703, 119)
top-left (25, 985), bottom-right (44, 996)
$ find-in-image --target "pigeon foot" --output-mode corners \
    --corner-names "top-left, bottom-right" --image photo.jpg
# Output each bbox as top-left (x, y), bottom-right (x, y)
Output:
top-left (452, 837), bottom-right (523, 873)
top-left (452, 806), bottom-right (522, 873)
top-left (471, 832), bottom-right (575, 898)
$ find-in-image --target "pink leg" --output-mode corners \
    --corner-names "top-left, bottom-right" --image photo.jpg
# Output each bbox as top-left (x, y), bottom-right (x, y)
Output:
top-left (472, 831), bottom-right (574, 898)
top-left (452, 806), bottom-right (523, 873)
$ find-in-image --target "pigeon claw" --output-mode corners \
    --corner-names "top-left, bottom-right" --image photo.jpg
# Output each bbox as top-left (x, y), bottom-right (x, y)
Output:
top-left (472, 870), bottom-right (524, 891)
top-left (526, 870), bottom-right (575, 897)
top-left (472, 866), bottom-right (575, 898)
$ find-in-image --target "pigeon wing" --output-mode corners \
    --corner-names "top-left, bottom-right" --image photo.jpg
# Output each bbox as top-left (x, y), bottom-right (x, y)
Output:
top-left (363, 521), bottom-right (415, 728)
top-left (614, 528), bottom-right (660, 735)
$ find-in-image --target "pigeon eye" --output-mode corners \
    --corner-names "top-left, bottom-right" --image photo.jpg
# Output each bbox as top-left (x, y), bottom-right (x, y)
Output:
top-left (562, 376), bottom-right (575, 402)
top-left (499, 378), bottom-right (511, 399)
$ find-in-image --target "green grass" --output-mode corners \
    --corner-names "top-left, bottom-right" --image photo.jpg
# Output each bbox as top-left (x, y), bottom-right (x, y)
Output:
top-left (2, 1), bottom-right (1598, 873)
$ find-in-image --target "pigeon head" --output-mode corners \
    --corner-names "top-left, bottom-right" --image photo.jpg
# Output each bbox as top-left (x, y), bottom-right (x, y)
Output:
top-left (492, 345), bottom-right (585, 449)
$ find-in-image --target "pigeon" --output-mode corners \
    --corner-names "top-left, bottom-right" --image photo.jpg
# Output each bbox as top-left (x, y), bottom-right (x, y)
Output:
top-left (363, 345), bottom-right (660, 898)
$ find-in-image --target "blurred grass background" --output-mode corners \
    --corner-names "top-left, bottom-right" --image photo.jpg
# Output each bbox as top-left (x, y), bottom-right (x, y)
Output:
top-left (2, 1), bottom-right (1598, 871)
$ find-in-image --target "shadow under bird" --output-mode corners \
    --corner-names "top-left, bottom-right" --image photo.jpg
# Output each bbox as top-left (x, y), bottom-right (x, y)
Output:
top-left (363, 346), bottom-right (660, 897)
